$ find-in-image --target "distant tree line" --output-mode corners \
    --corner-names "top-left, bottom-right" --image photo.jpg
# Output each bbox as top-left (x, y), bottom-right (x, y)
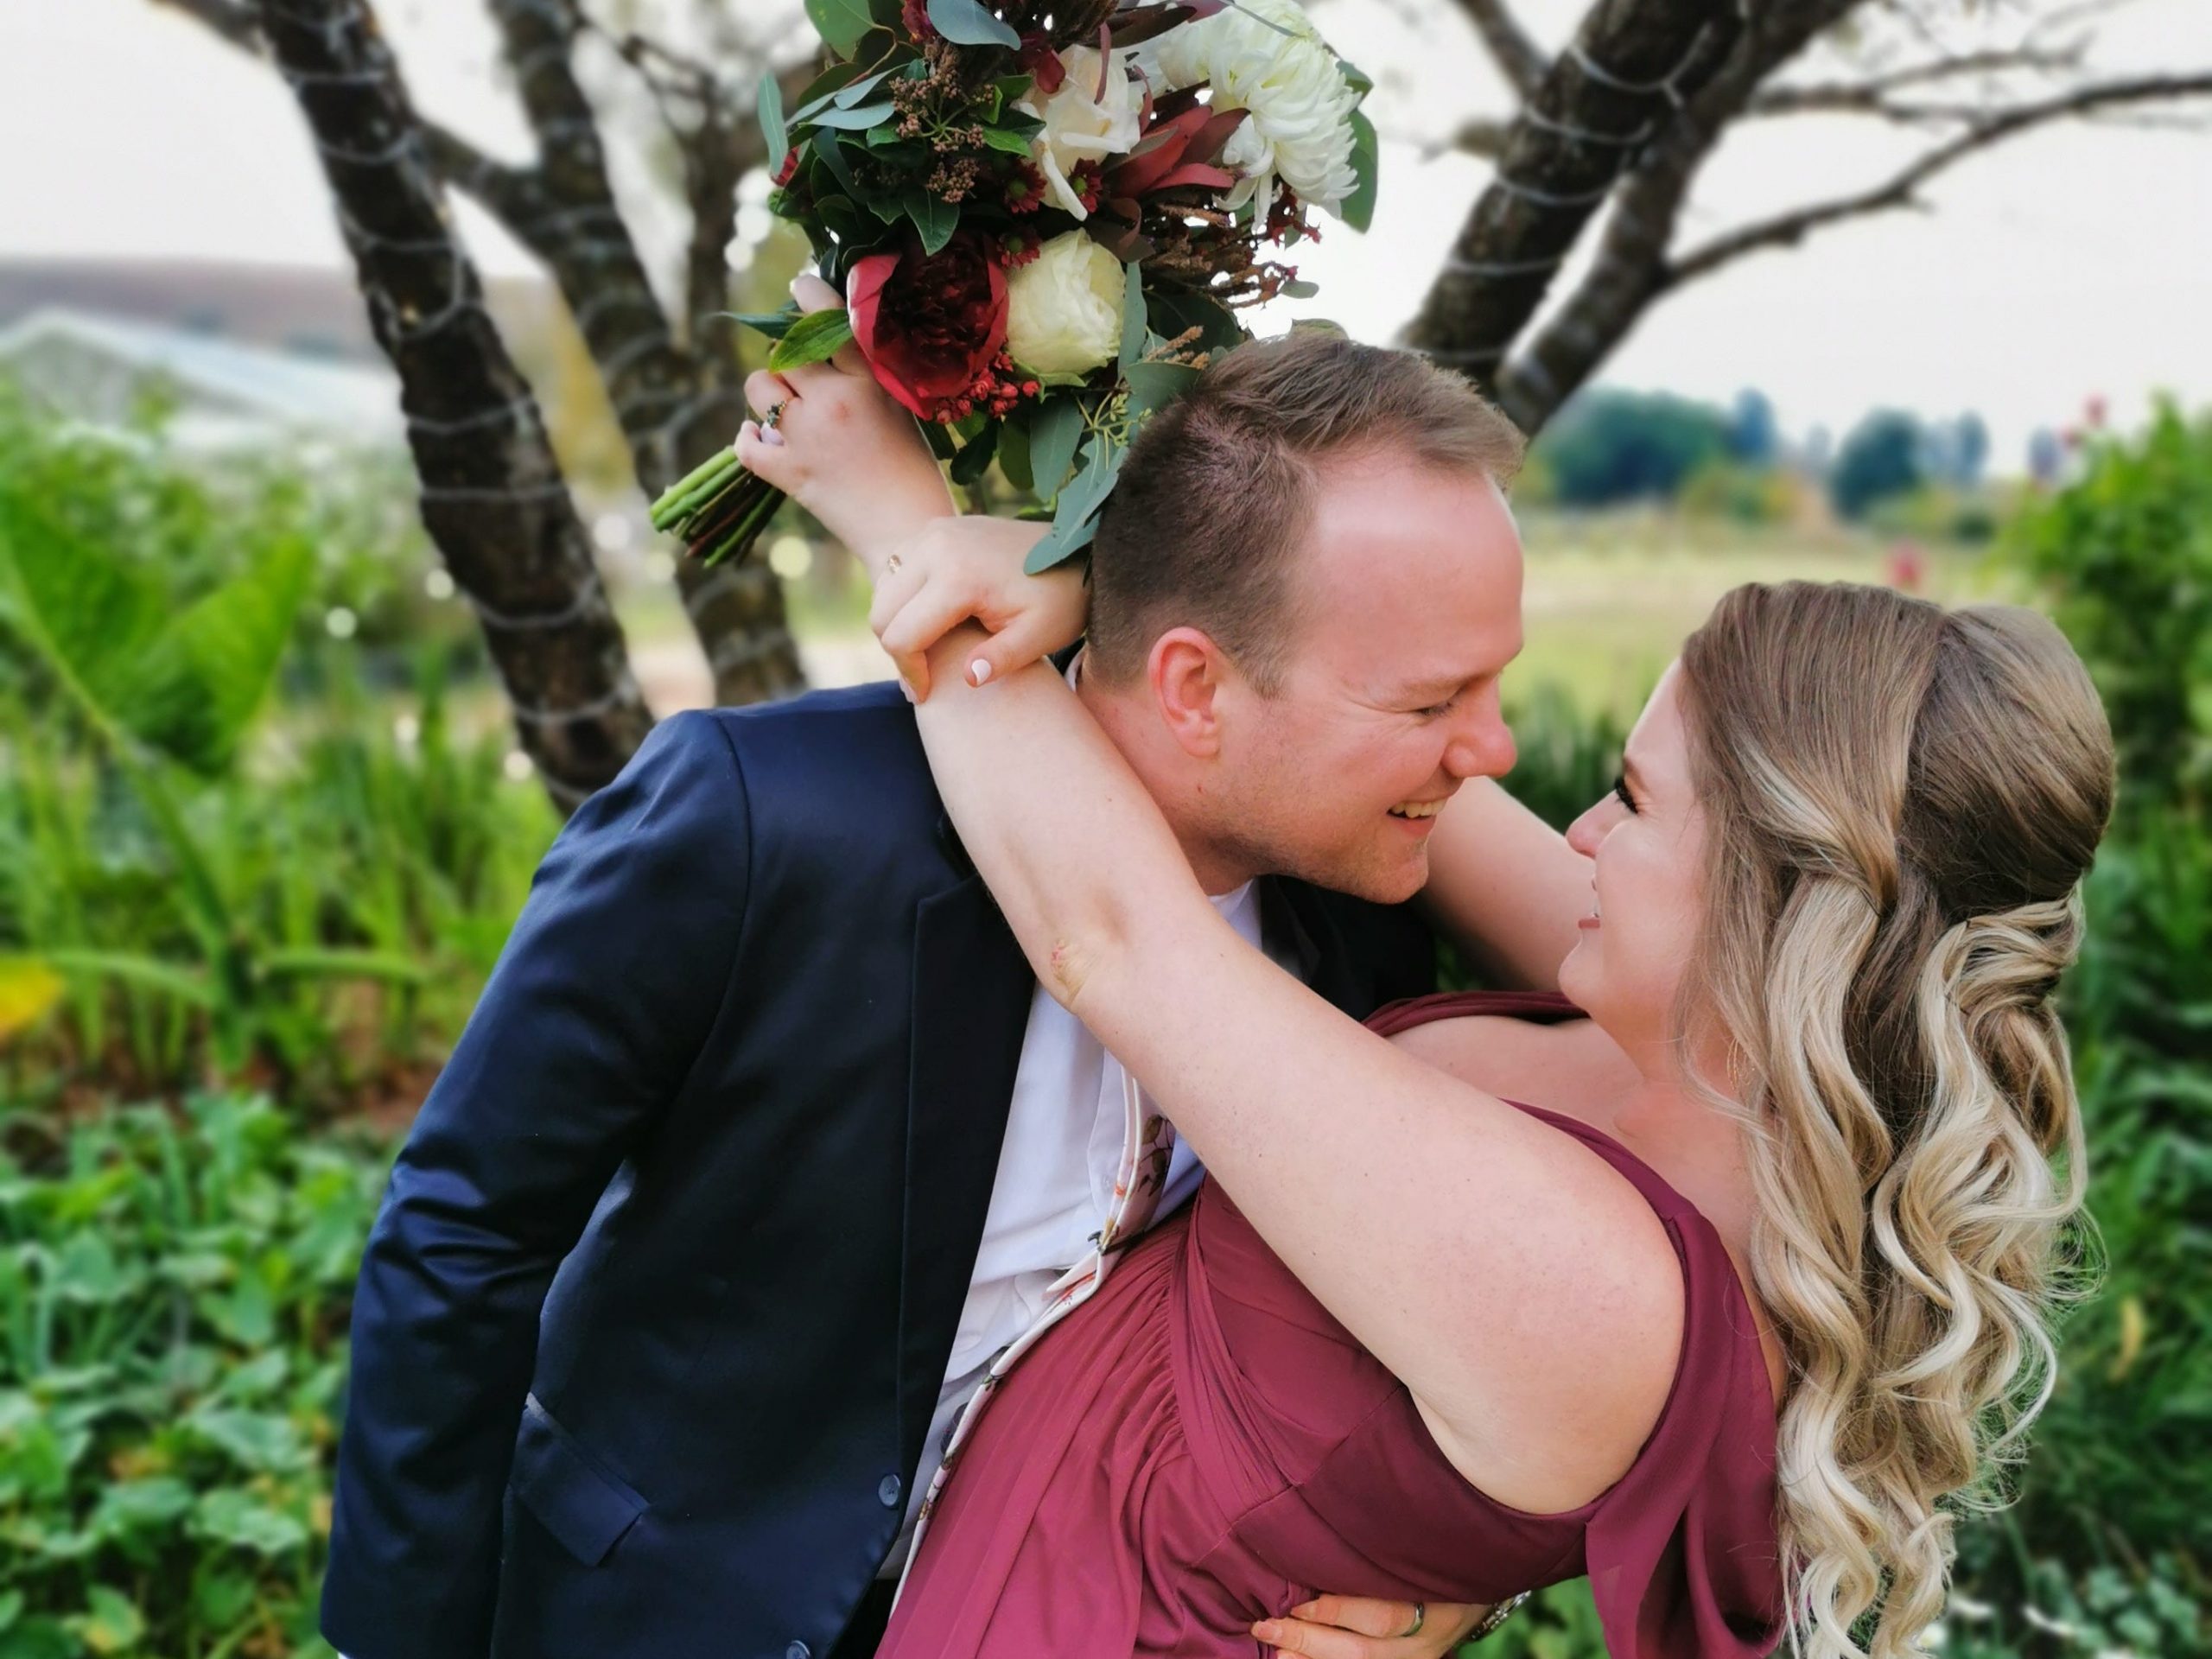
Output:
top-left (1529, 385), bottom-right (2003, 527)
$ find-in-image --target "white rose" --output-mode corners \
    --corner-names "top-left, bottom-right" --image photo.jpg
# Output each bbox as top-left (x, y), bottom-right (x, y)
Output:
top-left (1137, 0), bottom-right (1361, 216)
top-left (1016, 45), bottom-right (1144, 220)
top-left (1006, 231), bottom-right (1127, 377)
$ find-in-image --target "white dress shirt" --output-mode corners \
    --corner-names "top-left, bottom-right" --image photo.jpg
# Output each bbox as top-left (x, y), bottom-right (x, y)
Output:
top-left (880, 877), bottom-right (1274, 1574)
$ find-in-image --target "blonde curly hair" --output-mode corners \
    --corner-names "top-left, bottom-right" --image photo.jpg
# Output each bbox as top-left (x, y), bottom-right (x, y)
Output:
top-left (1675, 584), bottom-right (2113, 1658)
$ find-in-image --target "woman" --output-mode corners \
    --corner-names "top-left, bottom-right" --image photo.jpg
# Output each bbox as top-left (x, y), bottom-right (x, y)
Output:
top-left (737, 324), bottom-right (2112, 1659)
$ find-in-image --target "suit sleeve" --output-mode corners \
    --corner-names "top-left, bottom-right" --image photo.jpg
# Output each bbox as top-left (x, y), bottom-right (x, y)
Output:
top-left (321, 710), bottom-right (750, 1659)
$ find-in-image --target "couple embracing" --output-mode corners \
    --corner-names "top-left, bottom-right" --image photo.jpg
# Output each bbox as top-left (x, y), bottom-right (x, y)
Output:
top-left (321, 301), bottom-right (2113, 1659)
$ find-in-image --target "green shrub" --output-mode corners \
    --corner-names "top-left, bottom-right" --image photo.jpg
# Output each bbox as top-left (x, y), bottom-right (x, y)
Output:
top-left (2009, 403), bottom-right (2212, 823)
top-left (0, 1092), bottom-right (390, 1658)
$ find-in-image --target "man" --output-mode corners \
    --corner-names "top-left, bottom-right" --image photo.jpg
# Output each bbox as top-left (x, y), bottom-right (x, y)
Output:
top-left (321, 321), bottom-right (1568, 1659)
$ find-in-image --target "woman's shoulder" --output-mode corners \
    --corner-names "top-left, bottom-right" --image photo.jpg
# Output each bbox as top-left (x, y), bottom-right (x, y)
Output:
top-left (1378, 996), bottom-right (1643, 1130)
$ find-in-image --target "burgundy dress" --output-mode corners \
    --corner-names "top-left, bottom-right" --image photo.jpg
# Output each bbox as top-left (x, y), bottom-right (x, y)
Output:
top-left (877, 992), bottom-right (1783, 1659)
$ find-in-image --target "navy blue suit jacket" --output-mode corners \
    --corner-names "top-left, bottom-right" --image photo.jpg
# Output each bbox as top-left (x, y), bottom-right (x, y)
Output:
top-left (321, 683), bottom-right (1435, 1659)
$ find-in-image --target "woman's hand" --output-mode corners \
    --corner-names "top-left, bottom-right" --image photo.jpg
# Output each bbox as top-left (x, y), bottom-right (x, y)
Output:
top-left (735, 273), bottom-right (955, 572)
top-left (1254, 1597), bottom-right (1487, 1659)
top-left (870, 517), bottom-right (1088, 699)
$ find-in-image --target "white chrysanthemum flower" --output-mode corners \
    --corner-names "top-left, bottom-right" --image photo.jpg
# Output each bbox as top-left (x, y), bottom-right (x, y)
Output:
top-left (1016, 45), bottom-right (1145, 221)
top-left (1007, 231), bottom-right (1127, 376)
top-left (1138, 0), bottom-right (1361, 216)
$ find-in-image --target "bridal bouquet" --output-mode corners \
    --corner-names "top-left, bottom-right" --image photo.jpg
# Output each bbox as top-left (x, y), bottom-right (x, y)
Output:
top-left (652, 0), bottom-right (1377, 572)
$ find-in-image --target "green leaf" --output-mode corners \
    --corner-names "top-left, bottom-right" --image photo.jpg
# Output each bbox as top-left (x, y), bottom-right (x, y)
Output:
top-left (1145, 290), bottom-right (1246, 357)
top-left (812, 130), bottom-right (861, 198)
top-left (1338, 57), bottom-right (1376, 97)
top-left (1118, 259), bottom-right (1148, 372)
top-left (112, 535), bottom-right (313, 775)
top-left (1123, 359), bottom-right (1199, 421)
top-left (997, 411), bottom-right (1034, 493)
top-left (717, 305), bottom-right (802, 340)
top-left (980, 124), bottom-right (1040, 156)
top-left (766, 308), bottom-right (857, 372)
top-left (804, 0), bottom-right (876, 55)
top-left (950, 423), bottom-right (1001, 487)
top-left (832, 69), bottom-right (893, 108)
top-left (1024, 512), bottom-right (1099, 573)
top-left (927, 0), bottom-right (1020, 49)
top-left (791, 60), bottom-right (871, 119)
top-left (188, 1407), bottom-right (308, 1473)
top-left (0, 1592), bottom-right (20, 1637)
top-left (1027, 398), bottom-right (1085, 500)
top-left (93, 1478), bottom-right (196, 1536)
top-left (808, 100), bottom-right (897, 130)
top-left (0, 1615), bottom-right (80, 1659)
top-left (1283, 278), bottom-right (1320, 299)
top-left (903, 189), bottom-right (959, 256)
top-left (191, 1488), bottom-right (308, 1557)
top-left (73, 1586), bottom-right (143, 1656)
top-left (1338, 108), bottom-right (1378, 232)
top-left (758, 69), bottom-right (789, 173)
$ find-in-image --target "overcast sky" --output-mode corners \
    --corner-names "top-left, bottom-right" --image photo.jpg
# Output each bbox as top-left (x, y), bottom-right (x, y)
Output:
top-left (5, 0), bottom-right (2210, 469)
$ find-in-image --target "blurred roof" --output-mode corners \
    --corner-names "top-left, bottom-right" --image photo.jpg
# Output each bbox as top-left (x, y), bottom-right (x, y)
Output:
top-left (0, 306), bottom-right (405, 450)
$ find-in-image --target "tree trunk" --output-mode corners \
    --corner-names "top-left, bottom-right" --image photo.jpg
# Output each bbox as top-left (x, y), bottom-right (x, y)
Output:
top-left (255, 0), bottom-right (651, 810)
top-left (481, 0), bottom-right (805, 707)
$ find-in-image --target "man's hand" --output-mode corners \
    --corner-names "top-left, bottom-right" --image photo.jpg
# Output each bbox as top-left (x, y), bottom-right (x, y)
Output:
top-left (1253, 1596), bottom-right (1487, 1659)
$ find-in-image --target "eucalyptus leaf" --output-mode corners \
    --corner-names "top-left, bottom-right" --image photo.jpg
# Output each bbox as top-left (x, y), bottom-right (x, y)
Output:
top-left (804, 0), bottom-right (875, 55)
top-left (1024, 511), bottom-right (1099, 573)
top-left (1027, 398), bottom-right (1085, 500)
top-left (809, 100), bottom-right (897, 130)
top-left (812, 130), bottom-right (861, 198)
top-left (981, 124), bottom-right (1041, 156)
top-left (927, 0), bottom-right (1021, 48)
top-left (718, 306), bottom-right (802, 340)
top-left (1123, 359), bottom-right (1200, 420)
top-left (757, 69), bottom-right (789, 172)
top-left (791, 60), bottom-right (870, 121)
top-left (1118, 259), bottom-right (1149, 371)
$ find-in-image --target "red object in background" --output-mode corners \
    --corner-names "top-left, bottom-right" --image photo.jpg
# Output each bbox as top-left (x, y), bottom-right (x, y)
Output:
top-left (1886, 540), bottom-right (1927, 594)
top-left (2086, 394), bottom-right (2109, 429)
top-left (847, 233), bottom-right (1010, 423)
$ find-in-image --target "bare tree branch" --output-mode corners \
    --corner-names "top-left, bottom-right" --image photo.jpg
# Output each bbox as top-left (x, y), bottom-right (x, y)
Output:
top-left (1452, 0), bottom-right (1551, 101)
top-left (1749, 43), bottom-right (2086, 116)
top-left (1671, 70), bottom-right (2212, 285)
top-left (1480, 0), bottom-right (1864, 432)
top-left (1440, 116), bottom-right (1515, 159)
top-left (1405, 0), bottom-right (1745, 382)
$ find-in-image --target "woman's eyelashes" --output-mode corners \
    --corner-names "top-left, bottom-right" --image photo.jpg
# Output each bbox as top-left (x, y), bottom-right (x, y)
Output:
top-left (1611, 772), bottom-right (1640, 814)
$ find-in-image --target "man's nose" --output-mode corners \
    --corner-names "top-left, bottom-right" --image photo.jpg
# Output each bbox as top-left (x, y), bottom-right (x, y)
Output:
top-left (1443, 709), bottom-right (1516, 780)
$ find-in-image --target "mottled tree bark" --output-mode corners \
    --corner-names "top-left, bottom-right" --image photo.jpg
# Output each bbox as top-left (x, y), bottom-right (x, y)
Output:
top-left (252, 0), bottom-right (650, 810)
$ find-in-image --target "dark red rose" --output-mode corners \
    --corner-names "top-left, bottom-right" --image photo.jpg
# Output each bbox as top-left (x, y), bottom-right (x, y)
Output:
top-left (901, 0), bottom-right (939, 42)
top-left (848, 232), bottom-right (1010, 423)
top-left (772, 147), bottom-right (802, 188)
top-left (1016, 31), bottom-right (1066, 93)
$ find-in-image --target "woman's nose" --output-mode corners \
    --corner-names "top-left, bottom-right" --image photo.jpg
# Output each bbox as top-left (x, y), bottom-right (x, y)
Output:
top-left (1565, 796), bottom-right (1618, 856)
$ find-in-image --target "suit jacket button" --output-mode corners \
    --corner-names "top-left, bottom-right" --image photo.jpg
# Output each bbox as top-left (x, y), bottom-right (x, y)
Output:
top-left (878, 1474), bottom-right (903, 1509)
top-left (785, 1643), bottom-right (810, 1659)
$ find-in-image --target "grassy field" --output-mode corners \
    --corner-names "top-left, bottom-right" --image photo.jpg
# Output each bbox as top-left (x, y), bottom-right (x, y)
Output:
top-left (610, 507), bottom-right (2005, 721)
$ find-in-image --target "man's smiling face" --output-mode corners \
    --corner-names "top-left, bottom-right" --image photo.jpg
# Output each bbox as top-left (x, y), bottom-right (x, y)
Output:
top-left (1198, 451), bottom-right (1525, 904)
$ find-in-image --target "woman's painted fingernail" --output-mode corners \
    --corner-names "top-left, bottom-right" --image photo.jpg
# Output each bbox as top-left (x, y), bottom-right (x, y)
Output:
top-left (969, 658), bottom-right (992, 686)
top-left (760, 427), bottom-right (785, 447)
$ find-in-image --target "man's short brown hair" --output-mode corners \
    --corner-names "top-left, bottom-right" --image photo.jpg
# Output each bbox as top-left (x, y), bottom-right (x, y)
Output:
top-left (1085, 327), bottom-right (1525, 692)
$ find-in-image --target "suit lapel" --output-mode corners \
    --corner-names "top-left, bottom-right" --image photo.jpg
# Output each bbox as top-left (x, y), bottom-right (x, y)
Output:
top-left (898, 860), bottom-right (1034, 1477)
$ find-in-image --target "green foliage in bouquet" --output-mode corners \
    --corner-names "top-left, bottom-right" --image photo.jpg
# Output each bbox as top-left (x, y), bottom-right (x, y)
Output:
top-left (656, 0), bottom-right (1377, 571)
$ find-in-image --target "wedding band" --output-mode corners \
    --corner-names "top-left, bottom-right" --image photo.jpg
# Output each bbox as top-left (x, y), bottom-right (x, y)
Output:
top-left (1401, 1603), bottom-right (1425, 1639)
top-left (762, 399), bottom-right (788, 431)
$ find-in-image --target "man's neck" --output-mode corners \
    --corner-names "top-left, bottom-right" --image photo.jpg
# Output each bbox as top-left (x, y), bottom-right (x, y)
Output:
top-left (1077, 662), bottom-right (1255, 898)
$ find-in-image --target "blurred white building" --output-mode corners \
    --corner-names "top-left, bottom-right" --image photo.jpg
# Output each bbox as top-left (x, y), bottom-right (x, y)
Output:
top-left (0, 306), bottom-right (404, 453)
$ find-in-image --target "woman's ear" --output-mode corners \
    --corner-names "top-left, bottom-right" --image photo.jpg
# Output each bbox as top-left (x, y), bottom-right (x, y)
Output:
top-left (1147, 628), bottom-right (1232, 760)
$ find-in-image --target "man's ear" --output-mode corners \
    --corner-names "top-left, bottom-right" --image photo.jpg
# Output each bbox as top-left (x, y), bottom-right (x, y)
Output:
top-left (1147, 627), bottom-right (1234, 760)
